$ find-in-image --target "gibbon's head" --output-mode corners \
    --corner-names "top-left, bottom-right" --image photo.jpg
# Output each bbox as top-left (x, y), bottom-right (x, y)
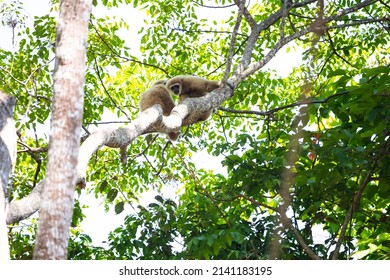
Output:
top-left (153, 80), bottom-right (167, 86)
top-left (169, 83), bottom-right (182, 95)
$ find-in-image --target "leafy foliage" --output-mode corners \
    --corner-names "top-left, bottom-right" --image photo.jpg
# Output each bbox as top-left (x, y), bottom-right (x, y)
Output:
top-left (1, 0), bottom-right (389, 259)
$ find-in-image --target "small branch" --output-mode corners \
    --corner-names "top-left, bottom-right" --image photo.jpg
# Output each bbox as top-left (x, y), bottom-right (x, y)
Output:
top-left (331, 139), bottom-right (390, 259)
top-left (171, 27), bottom-right (246, 37)
top-left (219, 90), bottom-right (349, 116)
top-left (192, 1), bottom-right (235, 9)
top-left (89, 19), bottom-right (169, 75)
top-left (379, 0), bottom-right (390, 9)
top-left (17, 142), bottom-right (48, 154)
top-left (237, 194), bottom-right (277, 211)
top-left (18, 142), bottom-right (43, 189)
top-left (218, 115), bottom-right (231, 144)
top-left (327, 17), bottom-right (390, 30)
top-left (238, 193), bottom-right (321, 259)
top-left (222, 0), bottom-right (245, 85)
top-left (155, 141), bottom-right (170, 177)
top-left (280, 0), bottom-right (293, 39)
top-left (84, 120), bottom-right (131, 125)
top-left (279, 210), bottom-right (321, 259)
top-left (233, 0), bottom-right (257, 29)
top-left (326, 0), bottom-right (378, 23)
top-left (219, 106), bottom-right (267, 116)
top-left (326, 31), bottom-right (355, 68)
top-left (93, 57), bottom-right (131, 119)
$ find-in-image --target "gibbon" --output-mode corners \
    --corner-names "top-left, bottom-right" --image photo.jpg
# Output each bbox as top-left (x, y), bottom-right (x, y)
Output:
top-left (139, 80), bottom-right (180, 141)
top-left (165, 75), bottom-right (221, 122)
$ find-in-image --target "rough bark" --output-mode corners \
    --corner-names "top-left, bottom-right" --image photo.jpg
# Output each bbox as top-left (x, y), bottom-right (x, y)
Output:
top-left (33, 0), bottom-right (91, 260)
top-left (0, 91), bottom-right (16, 260)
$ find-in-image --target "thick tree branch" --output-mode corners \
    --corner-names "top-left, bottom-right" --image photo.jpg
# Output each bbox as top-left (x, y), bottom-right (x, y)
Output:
top-left (0, 91), bottom-right (16, 260)
top-left (76, 105), bottom-right (163, 187)
top-left (6, 181), bottom-right (43, 224)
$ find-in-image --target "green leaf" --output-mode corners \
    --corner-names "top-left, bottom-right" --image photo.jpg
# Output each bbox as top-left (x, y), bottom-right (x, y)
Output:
top-left (115, 201), bottom-right (124, 214)
top-left (99, 180), bottom-right (109, 192)
top-left (107, 189), bottom-right (118, 203)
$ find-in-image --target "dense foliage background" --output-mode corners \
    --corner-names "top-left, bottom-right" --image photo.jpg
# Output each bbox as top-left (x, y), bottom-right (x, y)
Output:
top-left (1, 0), bottom-right (389, 259)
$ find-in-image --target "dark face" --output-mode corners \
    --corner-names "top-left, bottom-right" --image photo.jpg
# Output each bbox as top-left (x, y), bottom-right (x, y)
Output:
top-left (170, 84), bottom-right (181, 95)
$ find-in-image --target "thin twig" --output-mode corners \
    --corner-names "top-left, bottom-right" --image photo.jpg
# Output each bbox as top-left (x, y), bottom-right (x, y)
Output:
top-left (89, 19), bottom-right (169, 75)
top-left (93, 57), bottom-right (131, 119)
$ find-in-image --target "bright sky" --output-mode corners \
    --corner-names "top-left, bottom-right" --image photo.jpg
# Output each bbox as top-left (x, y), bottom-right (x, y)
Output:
top-left (1, 0), bottom-right (314, 248)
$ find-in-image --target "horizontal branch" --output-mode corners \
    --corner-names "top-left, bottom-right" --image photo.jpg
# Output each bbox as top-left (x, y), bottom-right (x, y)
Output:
top-left (327, 17), bottom-right (390, 29)
top-left (6, 181), bottom-right (43, 224)
top-left (219, 91), bottom-right (349, 116)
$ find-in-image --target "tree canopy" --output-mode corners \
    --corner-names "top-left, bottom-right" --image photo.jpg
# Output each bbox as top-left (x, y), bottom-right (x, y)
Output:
top-left (0, 0), bottom-right (389, 260)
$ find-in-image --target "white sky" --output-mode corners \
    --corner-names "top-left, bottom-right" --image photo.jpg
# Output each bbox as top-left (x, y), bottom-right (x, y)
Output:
top-left (1, 0), bottom-right (315, 248)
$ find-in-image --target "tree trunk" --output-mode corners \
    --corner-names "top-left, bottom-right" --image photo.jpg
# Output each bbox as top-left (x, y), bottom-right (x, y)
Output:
top-left (0, 91), bottom-right (16, 261)
top-left (33, 0), bottom-right (91, 260)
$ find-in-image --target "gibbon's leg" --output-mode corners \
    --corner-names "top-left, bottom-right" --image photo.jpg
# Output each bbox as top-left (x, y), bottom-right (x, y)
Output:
top-left (139, 83), bottom-right (175, 115)
top-left (139, 82), bottom-right (180, 141)
top-left (167, 131), bottom-right (180, 141)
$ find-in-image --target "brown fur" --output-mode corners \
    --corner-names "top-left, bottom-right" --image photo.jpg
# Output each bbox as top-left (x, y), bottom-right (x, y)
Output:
top-left (139, 81), bottom-right (180, 141)
top-left (165, 75), bottom-right (221, 122)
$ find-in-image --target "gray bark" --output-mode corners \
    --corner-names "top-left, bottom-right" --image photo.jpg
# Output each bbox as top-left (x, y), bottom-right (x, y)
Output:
top-left (33, 0), bottom-right (91, 260)
top-left (0, 91), bottom-right (16, 260)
